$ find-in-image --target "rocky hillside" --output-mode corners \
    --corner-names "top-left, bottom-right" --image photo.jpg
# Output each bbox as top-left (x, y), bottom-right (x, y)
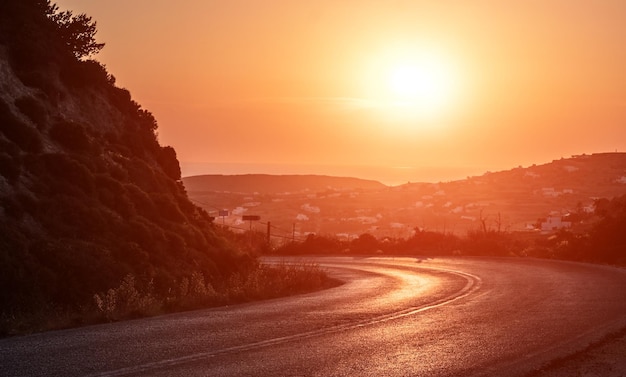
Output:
top-left (0, 1), bottom-right (248, 326)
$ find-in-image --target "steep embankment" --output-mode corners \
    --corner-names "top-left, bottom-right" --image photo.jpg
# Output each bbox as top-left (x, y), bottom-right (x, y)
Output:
top-left (0, 1), bottom-right (248, 331)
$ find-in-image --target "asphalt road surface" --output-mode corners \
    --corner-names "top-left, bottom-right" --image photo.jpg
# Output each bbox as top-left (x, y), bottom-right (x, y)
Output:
top-left (2, 257), bottom-right (626, 377)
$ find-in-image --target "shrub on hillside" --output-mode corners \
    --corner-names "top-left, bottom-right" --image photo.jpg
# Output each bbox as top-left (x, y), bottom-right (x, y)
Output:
top-left (108, 87), bottom-right (136, 114)
top-left (14, 70), bottom-right (60, 101)
top-left (0, 222), bottom-right (44, 325)
top-left (0, 195), bottom-right (24, 219)
top-left (124, 216), bottom-right (167, 257)
top-left (15, 96), bottom-right (48, 129)
top-left (94, 174), bottom-right (134, 216)
top-left (126, 159), bottom-right (159, 191)
top-left (49, 119), bottom-right (91, 152)
top-left (36, 195), bottom-right (103, 237)
top-left (0, 101), bottom-right (43, 153)
top-left (60, 59), bottom-right (109, 88)
top-left (152, 193), bottom-right (186, 223)
top-left (158, 146), bottom-right (181, 180)
top-left (0, 152), bottom-right (20, 183)
top-left (123, 183), bottom-right (156, 218)
top-left (30, 239), bottom-right (121, 306)
top-left (40, 153), bottom-right (95, 194)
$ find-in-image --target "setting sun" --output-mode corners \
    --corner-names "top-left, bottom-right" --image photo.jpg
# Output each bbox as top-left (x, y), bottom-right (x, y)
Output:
top-left (387, 57), bottom-right (453, 113)
top-left (360, 47), bottom-right (460, 122)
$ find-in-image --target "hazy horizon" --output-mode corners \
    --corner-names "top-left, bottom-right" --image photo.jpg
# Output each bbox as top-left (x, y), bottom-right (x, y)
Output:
top-left (180, 161), bottom-right (493, 186)
top-left (180, 150), bottom-right (619, 186)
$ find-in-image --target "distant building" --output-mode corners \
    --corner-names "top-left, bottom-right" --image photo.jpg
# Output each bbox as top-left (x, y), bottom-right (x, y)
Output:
top-left (541, 188), bottom-right (560, 197)
top-left (525, 171), bottom-right (540, 178)
top-left (541, 216), bottom-right (571, 232)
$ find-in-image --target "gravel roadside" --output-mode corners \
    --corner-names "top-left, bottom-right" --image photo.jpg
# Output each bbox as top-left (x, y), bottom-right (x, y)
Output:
top-left (528, 327), bottom-right (626, 377)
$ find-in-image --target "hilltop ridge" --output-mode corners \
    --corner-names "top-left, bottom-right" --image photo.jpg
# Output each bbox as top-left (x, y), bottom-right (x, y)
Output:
top-left (183, 174), bottom-right (386, 194)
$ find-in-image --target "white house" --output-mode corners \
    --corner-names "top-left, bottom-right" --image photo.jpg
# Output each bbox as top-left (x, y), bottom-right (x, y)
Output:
top-left (541, 216), bottom-right (572, 232)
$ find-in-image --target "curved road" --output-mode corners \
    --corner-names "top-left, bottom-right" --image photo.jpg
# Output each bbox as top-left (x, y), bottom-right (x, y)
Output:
top-left (2, 257), bottom-right (626, 376)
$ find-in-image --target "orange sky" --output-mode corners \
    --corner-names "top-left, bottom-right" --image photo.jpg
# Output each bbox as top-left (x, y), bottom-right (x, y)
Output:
top-left (55, 1), bottom-right (626, 184)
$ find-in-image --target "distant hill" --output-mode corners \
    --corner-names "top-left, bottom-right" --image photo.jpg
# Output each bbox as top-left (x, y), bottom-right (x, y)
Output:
top-left (184, 153), bottom-right (626, 239)
top-left (183, 174), bottom-right (387, 194)
top-left (431, 152), bottom-right (626, 201)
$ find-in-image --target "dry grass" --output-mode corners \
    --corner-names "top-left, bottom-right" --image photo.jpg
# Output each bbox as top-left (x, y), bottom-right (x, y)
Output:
top-left (1, 262), bottom-right (340, 336)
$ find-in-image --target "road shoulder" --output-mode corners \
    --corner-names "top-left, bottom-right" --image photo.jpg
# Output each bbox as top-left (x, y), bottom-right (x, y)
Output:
top-left (528, 327), bottom-right (626, 377)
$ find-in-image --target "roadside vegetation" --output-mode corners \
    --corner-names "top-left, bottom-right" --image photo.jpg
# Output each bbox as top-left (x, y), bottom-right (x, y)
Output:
top-left (4, 261), bottom-right (339, 336)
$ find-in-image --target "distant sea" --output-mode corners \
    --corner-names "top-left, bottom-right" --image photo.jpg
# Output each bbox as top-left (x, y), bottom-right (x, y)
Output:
top-left (180, 162), bottom-right (488, 186)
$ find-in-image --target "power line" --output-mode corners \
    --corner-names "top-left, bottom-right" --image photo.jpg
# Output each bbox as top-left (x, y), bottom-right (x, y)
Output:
top-left (188, 198), bottom-right (225, 212)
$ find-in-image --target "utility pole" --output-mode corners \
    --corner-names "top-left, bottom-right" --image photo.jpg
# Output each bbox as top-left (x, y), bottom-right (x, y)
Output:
top-left (242, 215), bottom-right (261, 250)
top-left (292, 223), bottom-right (296, 242)
top-left (267, 221), bottom-right (271, 243)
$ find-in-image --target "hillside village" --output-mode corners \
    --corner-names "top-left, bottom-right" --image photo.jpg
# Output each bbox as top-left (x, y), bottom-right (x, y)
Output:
top-left (183, 153), bottom-right (626, 244)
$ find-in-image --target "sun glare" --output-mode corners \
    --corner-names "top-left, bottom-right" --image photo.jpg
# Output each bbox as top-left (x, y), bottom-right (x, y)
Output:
top-left (389, 64), bottom-right (444, 102)
top-left (361, 47), bottom-right (460, 124)
top-left (386, 56), bottom-right (454, 115)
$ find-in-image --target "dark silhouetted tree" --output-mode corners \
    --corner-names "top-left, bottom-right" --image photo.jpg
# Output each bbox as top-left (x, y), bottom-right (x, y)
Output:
top-left (351, 233), bottom-right (379, 253)
top-left (46, 2), bottom-right (104, 59)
